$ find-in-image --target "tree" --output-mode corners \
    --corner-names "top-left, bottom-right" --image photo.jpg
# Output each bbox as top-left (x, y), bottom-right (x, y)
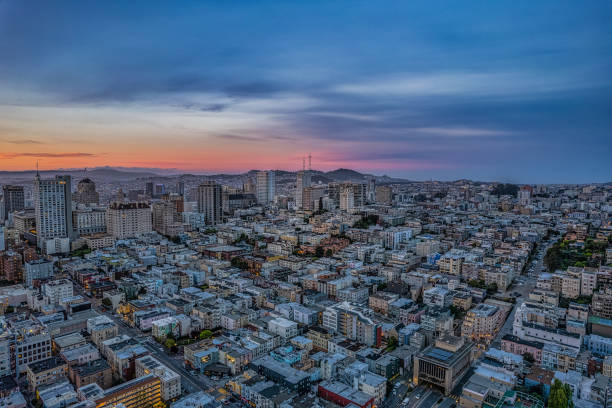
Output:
top-left (449, 305), bottom-right (465, 320)
top-left (468, 279), bottom-right (486, 289)
top-left (315, 246), bottom-right (324, 257)
top-left (486, 283), bottom-right (498, 294)
top-left (101, 298), bottom-right (112, 307)
top-left (231, 257), bottom-right (248, 270)
top-left (199, 329), bottom-right (213, 339)
top-left (492, 183), bottom-right (519, 197)
top-left (386, 336), bottom-right (398, 352)
top-left (549, 379), bottom-right (573, 408)
top-left (325, 249), bottom-right (333, 257)
top-left (164, 338), bottom-right (176, 349)
top-left (353, 214), bottom-right (379, 229)
top-left (522, 352), bottom-right (535, 364)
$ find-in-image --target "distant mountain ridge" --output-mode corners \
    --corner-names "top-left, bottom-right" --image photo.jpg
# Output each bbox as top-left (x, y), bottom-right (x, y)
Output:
top-left (0, 166), bottom-right (410, 184)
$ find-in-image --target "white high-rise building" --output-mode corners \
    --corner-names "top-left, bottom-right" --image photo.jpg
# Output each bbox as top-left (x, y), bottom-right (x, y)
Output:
top-left (43, 279), bottom-right (73, 305)
top-left (295, 170), bottom-right (311, 209)
top-left (518, 187), bottom-right (532, 206)
top-left (339, 185), bottom-right (354, 211)
top-left (256, 170), bottom-right (276, 204)
top-left (33, 174), bottom-right (73, 251)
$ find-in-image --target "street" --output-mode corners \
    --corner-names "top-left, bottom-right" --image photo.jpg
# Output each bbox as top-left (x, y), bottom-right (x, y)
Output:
top-left (490, 239), bottom-right (553, 349)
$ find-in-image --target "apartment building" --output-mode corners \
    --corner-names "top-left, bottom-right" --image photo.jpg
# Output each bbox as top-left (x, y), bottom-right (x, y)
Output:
top-left (461, 304), bottom-right (503, 345)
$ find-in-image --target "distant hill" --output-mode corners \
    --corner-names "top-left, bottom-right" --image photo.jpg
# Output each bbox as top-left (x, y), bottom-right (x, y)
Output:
top-left (324, 168), bottom-right (367, 182)
top-left (0, 166), bottom-right (413, 185)
top-left (0, 167), bottom-right (160, 183)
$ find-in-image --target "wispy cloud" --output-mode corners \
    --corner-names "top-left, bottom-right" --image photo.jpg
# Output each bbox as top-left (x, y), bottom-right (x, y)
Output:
top-left (333, 71), bottom-right (603, 99)
top-left (307, 112), bottom-right (381, 122)
top-left (411, 127), bottom-right (518, 137)
top-left (0, 152), bottom-right (96, 159)
top-left (0, 138), bottom-right (45, 144)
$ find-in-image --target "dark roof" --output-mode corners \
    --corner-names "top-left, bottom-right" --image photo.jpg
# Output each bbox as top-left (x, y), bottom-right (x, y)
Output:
top-left (72, 359), bottom-right (111, 377)
top-left (27, 356), bottom-right (66, 374)
top-left (0, 375), bottom-right (17, 392)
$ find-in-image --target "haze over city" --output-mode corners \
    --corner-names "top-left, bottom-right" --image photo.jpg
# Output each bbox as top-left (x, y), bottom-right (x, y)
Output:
top-left (1, 1), bottom-right (611, 183)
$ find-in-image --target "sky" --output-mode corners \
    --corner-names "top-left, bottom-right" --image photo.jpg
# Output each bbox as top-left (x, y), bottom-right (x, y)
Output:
top-left (0, 1), bottom-right (611, 183)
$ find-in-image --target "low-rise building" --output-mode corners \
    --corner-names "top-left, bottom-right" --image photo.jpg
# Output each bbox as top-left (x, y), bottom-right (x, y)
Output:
top-left (135, 355), bottom-right (181, 401)
top-left (26, 356), bottom-right (68, 393)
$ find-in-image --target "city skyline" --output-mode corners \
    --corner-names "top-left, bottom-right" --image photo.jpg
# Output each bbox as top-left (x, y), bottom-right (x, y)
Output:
top-left (1, 1), bottom-right (611, 183)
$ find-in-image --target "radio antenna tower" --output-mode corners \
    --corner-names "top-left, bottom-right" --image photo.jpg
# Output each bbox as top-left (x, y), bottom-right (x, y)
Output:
top-left (302, 156), bottom-right (306, 171)
top-left (308, 153), bottom-right (312, 171)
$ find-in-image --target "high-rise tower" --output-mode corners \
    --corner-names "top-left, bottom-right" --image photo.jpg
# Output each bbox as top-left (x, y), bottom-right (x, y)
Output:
top-left (33, 174), bottom-right (73, 250)
top-left (2, 185), bottom-right (25, 220)
top-left (197, 181), bottom-right (223, 225)
top-left (256, 171), bottom-right (276, 204)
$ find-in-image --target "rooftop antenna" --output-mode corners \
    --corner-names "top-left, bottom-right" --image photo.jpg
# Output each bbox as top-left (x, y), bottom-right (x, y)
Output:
top-left (36, 160), bottom-right (40, 178)
top-left (308, 153), bottom-right (312, 171)
top-left (302, 156), bottom-right (305, 171)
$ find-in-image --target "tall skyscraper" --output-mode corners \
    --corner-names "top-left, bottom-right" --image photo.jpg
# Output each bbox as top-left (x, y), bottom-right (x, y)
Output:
top-left (33, 174), bottom-right (73, 250)
top-left (197, 181), bottom-right (222, 226)
top-left (2, 185), bottom-right (25, 220)
top-left (145, 182), bottom-right (154, 198)
top-left (339, 185), bottom-right (355, 211)
top-left (177, 180), bottom-right (185, 196)
top-left (375, 185), bottom-right (393, 205)
top-left (152, 200), bottom-right (180, 236)
top-left (295, 170), bottom-right (311, 210)
top-left (243, 178), bottom-right (256, 195)
top-left (74, 178), bottom-right (100, 205)
top-left (366, 177), bottom-right (376, 203)
top-left (256, 171), bottom-right (276, 204)
top-left (154, 184), bottom-right (165, 197)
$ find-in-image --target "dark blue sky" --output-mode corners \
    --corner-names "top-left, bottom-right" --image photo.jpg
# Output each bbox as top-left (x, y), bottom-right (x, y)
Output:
top-left (0, 0), bottom-right (611, 182)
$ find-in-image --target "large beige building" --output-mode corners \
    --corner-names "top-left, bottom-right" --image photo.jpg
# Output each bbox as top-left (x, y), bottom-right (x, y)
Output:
top-left (26, 356), bottom-right (68, 392)
top-left (87, 316), bottom-right (119, 348)
top-left (106, 202), bottom-right (152, 239)
top-left (461, 304), bottom-right (503, 345)
top-left (152, 200), bottom-right (183, 236)
top-left (375, 185), bottom-right (393, 205)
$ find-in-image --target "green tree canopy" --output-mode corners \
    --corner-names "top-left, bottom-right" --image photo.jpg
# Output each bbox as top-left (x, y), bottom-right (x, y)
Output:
top-left (199, 329), bottom-right (213, 339)
top-left (549, 379), bottom-right (573, 408)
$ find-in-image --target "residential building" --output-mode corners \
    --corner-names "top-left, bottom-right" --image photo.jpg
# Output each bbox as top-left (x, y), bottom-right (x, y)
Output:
top-left (26, 356), bottom-right (67, 392)
top-left (2, 185), bottom-right (24, 220)
top-left (196, 182), bottom-right (222, 225)
top-left (33, 174), bottom-right (73, 251)
top-left (74, 178), bottom-right (99, 205)
top-left (135, 355), bottom-right (181, 401)
top-left (256, 171), bottom-right (276, 204)
top-left (106, 202), bottom-right (152, 239)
